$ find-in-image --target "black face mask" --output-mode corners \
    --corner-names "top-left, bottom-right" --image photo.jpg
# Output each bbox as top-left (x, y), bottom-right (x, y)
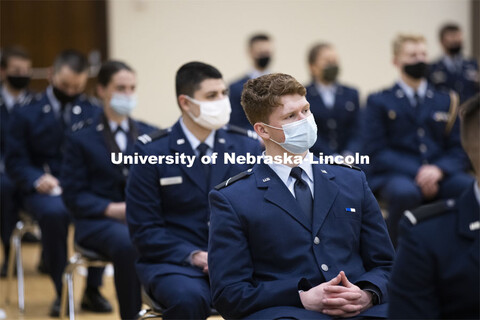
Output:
top-left (256, 56), bottom-right (271, 69)
top-left (447, 43), bottom-right (462, 55)
top-left (403, 62), bottom-right (428, 79)
top-left (322, 65), bottom-right (339, 83)
top-left (7, 75), bottom-right (31, 90)
top-left (53, 86), bottom-right (80, 105)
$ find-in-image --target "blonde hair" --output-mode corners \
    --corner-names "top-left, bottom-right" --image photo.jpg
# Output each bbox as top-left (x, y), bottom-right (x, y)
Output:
top-left (392, 34), bottom-right (426, 57)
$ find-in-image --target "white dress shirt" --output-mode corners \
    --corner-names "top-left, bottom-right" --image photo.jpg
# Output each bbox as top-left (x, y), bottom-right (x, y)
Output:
top-left (397, 78), bottom-right (428, 107)
top-left (179, 117), bottom-right (216, 156)
top-left (315, 83), bottom-right (337, 109)
top-left (109, 119), bottom-right (130, 152)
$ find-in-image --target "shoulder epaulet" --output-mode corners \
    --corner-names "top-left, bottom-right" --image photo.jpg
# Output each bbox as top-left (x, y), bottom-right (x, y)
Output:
top-left (71, 118), bottom-right (94, 132)
top-left (404, 199), bottom-right (456, 225)
top-left (214, 168), bottom-right (253, 190)
top-left (87, 96), bottom-right (101, 106)
top-left (138, 128), bottom-right (170, 144)
top-left (332, 163), bottom-right (361, 171)
top-left (225, 124), bottom-right (258, 140)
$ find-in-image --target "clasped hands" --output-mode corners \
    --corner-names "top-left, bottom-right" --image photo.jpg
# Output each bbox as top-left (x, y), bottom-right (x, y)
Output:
top-left (300, 271), bottom-right (373, 318)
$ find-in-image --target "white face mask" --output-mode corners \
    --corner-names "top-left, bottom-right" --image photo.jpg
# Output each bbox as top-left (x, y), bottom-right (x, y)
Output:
top-left (110, 93), bottom-right (137, 116)
top-left (186, 96), bottom-right (231, 130)
top-left (263, 114), bottom-right (318, 154)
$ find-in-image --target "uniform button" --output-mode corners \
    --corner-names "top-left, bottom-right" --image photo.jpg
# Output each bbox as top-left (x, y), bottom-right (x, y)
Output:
top-left (321, 264), bottom-right (329, 271)
top-left (417, 128), bottom-right (425, 137)
top-left (314, 237), bottom-right (320, 245)
top-left (419, 144), bottom-right (427, 153)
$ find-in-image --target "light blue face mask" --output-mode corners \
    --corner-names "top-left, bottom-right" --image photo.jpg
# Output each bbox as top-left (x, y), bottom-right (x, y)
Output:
top-left (110, 93), bottom-right (137, 116)
top-left (263, 114), bottom-right (318, 154)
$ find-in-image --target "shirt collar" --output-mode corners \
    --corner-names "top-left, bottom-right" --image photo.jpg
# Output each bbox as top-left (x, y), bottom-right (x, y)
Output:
top-left (109, 118), bottom-right (130, 133)
top-left (179, 117), bottom-right (216, 151)
top-left (1, 85), bottom-right (26, 112)
top-left (266, 152), bottom-right (314, 186)
top-left (249, 69), bottom-right (270, 80)
top-left (315, 82), bottom-right (337, 93)
top-left (46, 85), bottom-right (61, 114)
top-left (397, 78), bottom-right (428, 100)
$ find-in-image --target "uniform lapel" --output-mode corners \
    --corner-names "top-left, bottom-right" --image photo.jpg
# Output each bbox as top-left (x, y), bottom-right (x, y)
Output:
top-left (255, 163), bottom-right (312, 232)
top-left (169, 121), bottom-right (207, 193)
top-left (125, 118), bottom-right (139, 155)
top-left (210, 129), bottom-right (231, 189)
top-left (97, 114), bottom-right (130, 179)
top-left (393, 83), bottom-right (417, 124)
top-left (312, 162), bottom-right (338, 234)
top-left (307, 84), bottom-right (328, 116)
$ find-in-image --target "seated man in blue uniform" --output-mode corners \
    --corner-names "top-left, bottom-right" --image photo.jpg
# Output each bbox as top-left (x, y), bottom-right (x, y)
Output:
top-left (208, 73), bottom-right (395, 319)
top-left (0, 46), bottom-right (34, 277)
top-left (363, 34), bottom-right (474, 247)
top-left (389, 94), bottom-right (479, 319)
top-left (428, 23), bottom-right (479, 104)
top-left (229, 33), bottom-right (274, 130)
top-left (6, 50), bottom-right (111, 317)
top-left (305, 43), bottom-right (361, 156)
top-left (126, 61), bottom-right (263, 319)
top-left (61, 60), bottom-right (156, 320)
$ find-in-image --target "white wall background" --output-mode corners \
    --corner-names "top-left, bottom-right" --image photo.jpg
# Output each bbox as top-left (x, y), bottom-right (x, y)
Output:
top-left (108, 0), bottom-right (472, 128)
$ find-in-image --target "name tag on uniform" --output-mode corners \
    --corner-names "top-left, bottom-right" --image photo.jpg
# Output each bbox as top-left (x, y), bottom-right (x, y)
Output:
top-left (433, 111), bottom-right (449, 122)
top-left (345, 208), bottom-right (356, 213)
top-left (160, 176), bottom-right (183, 186)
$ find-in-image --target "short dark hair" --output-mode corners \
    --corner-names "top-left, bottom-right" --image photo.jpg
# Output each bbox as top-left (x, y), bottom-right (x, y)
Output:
top-left (97, 60), bottom-right (134, 87)
top-left (0, 46), bottom-right (31, 69)
top-left (308, 42), bottom-right (332, 65)
top-left (439, 23), bottom-right (461, 41)
top-left (241, 73), bottom-right (306, 125)
top-left (53, 49), bottom-right (89, 74)
top-left (249, 33), bottom-right (271, 48)
top-left (175, 61), bottom-right (222, 98)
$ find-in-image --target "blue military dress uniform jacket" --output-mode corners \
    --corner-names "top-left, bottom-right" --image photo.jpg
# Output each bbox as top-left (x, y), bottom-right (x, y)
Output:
top-left (6, 90), bottom-right (101, 192)
top-left (0, 88), bottom-right (34, 168)
top-left (389, 183), bottom-right (479, 319)
top-left (126, 119), bottom-right (263, 288)
top-left (208, 160), bottom-right (395, 319)
top-left (428, 56), bottom-right (479, 103)
top-left (305, 83), bottom-right (362, 155)
top-left (363, 83), bottom-right (470, 191)
top-left (228, 75), bottom-right (252, 130)
top-left (61, 112), bottom-right (156, 242)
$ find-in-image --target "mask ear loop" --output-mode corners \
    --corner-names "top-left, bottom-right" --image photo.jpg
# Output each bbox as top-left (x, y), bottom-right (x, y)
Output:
top-left (261, 122), bottom-right (284, 145)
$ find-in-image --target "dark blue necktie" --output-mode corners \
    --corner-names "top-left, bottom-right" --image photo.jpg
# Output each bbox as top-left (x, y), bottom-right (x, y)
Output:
top-left (414, 92), bottom-right (423, 108)
top-left (290, 166), bottom-right (313, 224)
top-left (197, 143), bottom-right (210, 187)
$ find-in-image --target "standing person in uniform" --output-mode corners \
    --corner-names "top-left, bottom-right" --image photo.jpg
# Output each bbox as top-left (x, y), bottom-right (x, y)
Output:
top-left (61, 60), bottom-right (156, 320)
top-left (388, 94), bottom-right (479, 319)
top-left (126, 61), bottom-right (263, 320)
top-left (6, 50), bottom-right (111, 317)
top-left (208, 73), bottom-right (394, 319)
top-left (428, 23), bottom-right (479, 104)
top-left (0, 46), bottom-right (34, 277)
top-left (305, 43), bottom-right (361, 156)
top-left (229, 33), bottom-right (274, 130)
top-left (363, 34), bottom-right (474, 247)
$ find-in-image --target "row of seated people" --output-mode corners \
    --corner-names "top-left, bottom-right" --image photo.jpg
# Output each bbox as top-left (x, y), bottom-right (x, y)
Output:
top-left (0, 30), bottom-right (478, 319)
